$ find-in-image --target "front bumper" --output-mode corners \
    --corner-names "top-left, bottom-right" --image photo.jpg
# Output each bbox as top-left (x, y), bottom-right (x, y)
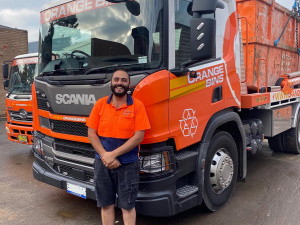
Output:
top-left (32, 152), bottom-right (199, 217)
top-left (32, 131), bottom-right (200, 217)
top-left (33, 154), bottom-right (96, 199)
top-left (5, 122), bottom-right (33, 145)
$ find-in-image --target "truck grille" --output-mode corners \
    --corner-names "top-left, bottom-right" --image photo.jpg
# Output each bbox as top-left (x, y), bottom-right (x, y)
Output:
top-left (9, 110), bottom-right (33, 122)
top-left (50, 119), bottom-right (88, 137)
top-left (53, 163), bottom-right (94, 183)
top-left (54, 138), bottom-right (95, 159)
top-left (56, 156), bottom-right (92, 167)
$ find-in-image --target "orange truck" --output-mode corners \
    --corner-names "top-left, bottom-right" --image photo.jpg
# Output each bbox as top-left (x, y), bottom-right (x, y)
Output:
top-left (32, 0), bottom-right (300, 217)
top-left (3, 53), bottom-right (38, 145)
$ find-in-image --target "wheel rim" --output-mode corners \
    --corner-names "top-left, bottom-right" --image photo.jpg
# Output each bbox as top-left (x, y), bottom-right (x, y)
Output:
top-left (209, 148), bottom-right (234, 194)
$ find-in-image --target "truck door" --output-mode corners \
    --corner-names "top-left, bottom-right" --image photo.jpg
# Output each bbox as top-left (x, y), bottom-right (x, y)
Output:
top-left (168, 0), bottom-right (226, 150)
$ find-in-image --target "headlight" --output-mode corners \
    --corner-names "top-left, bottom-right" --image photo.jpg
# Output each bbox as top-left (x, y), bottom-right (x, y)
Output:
top-left (140, 151), bottom-right (170, 173)
top-left (5, 126), bottom-right (10, 133)
top-left (33, 135), bottom-right (44, 156)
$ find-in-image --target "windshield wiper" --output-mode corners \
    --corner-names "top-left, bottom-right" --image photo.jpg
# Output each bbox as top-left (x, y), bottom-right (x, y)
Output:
top-left (85, 63), bottom-right (146, 75)
top-left (7, 72), bottom-right (20, 98)
top-left (41, 68), bottom-right (86, 76)
top-left (6, 91), bottom-right (13, 98)
top-left (7, 86), bottom-right (23, 98)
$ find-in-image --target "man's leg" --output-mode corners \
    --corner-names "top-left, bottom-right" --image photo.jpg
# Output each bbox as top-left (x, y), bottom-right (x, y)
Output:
top-left (117, 162), bottom-right (139, 225)
top-left (101, 204), bottom-right (115, 225)
top-left (122, 207), bottom-right (136, 225)
top-left (94, 159), bottom-right (117, 225)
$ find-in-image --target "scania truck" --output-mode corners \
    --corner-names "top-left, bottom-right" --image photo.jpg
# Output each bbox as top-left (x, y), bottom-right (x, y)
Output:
top-left (3, 53), bottom-right (38, 145)
top-left (32, 0), bottom-right (300, 216)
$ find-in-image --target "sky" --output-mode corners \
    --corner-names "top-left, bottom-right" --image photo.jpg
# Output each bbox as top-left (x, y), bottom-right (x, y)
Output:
top-left (0, 0), bottom-right (53, 42)
top-left (0, 0), bottom-right (296, 43)
top-left (276, 0), bottom-right (294, 10)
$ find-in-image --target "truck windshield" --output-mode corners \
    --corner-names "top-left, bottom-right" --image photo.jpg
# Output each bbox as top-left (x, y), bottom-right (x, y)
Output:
top-left (39, 0), bottom-right (164, 75)
top-left (8, 62), bottom-right (37, 94)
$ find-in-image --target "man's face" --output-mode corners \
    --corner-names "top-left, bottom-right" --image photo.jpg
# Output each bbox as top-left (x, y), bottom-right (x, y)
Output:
top-left (111, 70), bottom-right (130, 97)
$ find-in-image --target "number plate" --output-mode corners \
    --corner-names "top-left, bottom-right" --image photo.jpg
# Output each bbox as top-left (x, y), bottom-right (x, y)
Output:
top-left (67, 183), bottom-right (86, 199)
top-left (17, 135), bottom-right (28, 143)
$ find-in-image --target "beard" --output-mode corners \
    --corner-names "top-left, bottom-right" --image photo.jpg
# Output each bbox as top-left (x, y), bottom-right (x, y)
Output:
top-left (111, 83), bottom-right (130, 97)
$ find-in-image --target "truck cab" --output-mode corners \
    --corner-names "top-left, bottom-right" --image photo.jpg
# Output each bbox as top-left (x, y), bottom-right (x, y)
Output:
top-left (3, 53), bottom-right (38, 145)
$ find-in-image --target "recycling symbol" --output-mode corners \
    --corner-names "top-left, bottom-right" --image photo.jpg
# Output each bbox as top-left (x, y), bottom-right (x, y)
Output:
top-left (179, 109), bottom-right (198, 138)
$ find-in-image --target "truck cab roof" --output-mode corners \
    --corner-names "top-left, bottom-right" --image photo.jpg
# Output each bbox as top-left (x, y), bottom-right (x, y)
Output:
top-left (41, 0), bottom-right (73, 12)
top-left (15, 52), bottom-right (38, 60)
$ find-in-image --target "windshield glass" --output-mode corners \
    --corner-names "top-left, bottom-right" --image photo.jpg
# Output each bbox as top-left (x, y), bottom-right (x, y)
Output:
top-left (39, 0), bottom-right (164, 75)
top-left (8, 58), bottom-right (38, 94)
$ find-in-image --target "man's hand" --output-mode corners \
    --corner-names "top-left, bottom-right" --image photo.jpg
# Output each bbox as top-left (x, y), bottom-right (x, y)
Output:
top-left (107, 159), bottom-right (121, 170)
top-left (101, 151), bottom-right (117, 167)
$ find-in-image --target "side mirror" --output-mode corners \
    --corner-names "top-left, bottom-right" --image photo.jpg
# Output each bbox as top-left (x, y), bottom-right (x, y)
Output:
top-left (192, 0), bottom-right (217, 13)
top-left (3, 64), bottom-right (9, 79)
top-left (190, 18), bottom-right (216, 61)
top-left (3, 80), bottom-right (9, 90)
top-left (126, 1), bottom-right (140, 16)
top-left (132, 26), bottom-right (149, 55)
top-left (106, 0), bottom-right (140, 16)
top-left (188, 1), bottom-right (225, 16)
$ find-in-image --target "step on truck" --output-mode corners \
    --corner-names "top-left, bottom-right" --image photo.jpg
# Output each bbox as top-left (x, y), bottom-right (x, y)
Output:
top-left (3, 53), bottom-right (38, 145)
top-left (32, 0), bottom-right (300, 217)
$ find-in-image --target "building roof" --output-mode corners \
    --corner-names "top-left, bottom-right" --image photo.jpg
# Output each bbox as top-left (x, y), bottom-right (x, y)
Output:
top-left (0, 24), bottom-right (27, 31)
top-left (0, 25), bottom-right (13, 29)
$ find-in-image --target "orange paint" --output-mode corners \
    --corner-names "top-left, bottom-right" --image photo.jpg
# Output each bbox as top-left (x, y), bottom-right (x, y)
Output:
top-left (223, 11), bottom-right (241, 108)
top-left (241, 93), bottom-right (270, 108)
top-left (132, 70), bottom-right (170, 144)
top-left (5, 98), bottom-right (34, 144)
top-left (5, 56), bottom-right (38, 145)
top-left (237, 0), bottom-right (300, 90)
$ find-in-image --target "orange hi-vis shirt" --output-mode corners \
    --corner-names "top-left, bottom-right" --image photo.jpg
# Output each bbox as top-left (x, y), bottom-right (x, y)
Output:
top-left (86, 94), bottom-right (151, 163)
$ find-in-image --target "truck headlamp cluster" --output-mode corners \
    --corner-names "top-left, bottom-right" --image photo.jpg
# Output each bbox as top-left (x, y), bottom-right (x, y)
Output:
top-left (139, 151), bottom-right (170, 174)
top-left (36, 88), bottom-right (51, 111)
top-left (33, 135), bottom-right (44, 157)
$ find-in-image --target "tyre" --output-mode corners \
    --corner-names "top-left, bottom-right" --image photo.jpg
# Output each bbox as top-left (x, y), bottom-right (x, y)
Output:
top-left (282, 113), bottom-right (300, 154)
top-left (202, 131), bottom-right (238, 211)
top-left (268, 133), bottom-right (285, 152)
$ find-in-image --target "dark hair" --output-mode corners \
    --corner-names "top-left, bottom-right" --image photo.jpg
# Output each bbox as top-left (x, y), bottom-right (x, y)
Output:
top-left (112, 69), bottom-right (130, 82)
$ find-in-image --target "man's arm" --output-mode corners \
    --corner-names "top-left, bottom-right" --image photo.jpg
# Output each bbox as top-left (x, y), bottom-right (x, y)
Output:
top-left (88, 127), bottom-right (107, 156)
top-left (88, 127), bottom-right (120, 169)
top-left (101, 130), bottom-right (145, 167)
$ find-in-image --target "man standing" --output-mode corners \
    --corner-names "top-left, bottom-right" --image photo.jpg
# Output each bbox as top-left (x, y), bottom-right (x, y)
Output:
top-left (86, 69), bottom-right (150, 225)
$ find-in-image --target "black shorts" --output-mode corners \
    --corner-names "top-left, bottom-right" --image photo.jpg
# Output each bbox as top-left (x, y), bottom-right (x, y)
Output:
top-left (94, 159), bottom-right (139, 210)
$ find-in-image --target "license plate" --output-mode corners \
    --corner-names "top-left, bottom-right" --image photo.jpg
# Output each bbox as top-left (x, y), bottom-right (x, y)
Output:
top-left (67, 183), bottom-right (86, 199)
top-left (17, 135), bottom-right (28, 143)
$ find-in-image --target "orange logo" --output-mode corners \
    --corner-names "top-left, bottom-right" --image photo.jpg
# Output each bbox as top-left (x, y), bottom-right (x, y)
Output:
top-left (123, 109), bottom-right (131, 116)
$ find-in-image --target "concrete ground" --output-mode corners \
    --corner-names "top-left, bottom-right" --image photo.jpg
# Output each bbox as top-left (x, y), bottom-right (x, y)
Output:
top-left (0, 120), bottom-right (300, 225)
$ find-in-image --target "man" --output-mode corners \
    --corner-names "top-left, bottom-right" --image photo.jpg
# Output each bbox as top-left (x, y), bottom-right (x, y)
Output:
top-left (86, 69), bottom-right (150, 225)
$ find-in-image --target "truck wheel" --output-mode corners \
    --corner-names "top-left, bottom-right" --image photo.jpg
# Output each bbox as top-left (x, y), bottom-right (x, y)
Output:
top-left (283, 114), bottom-right (300, 154)
top-left (268, 134), bottom-right (285, 152)
top-left (202, 131), bottom-right (238, 211)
